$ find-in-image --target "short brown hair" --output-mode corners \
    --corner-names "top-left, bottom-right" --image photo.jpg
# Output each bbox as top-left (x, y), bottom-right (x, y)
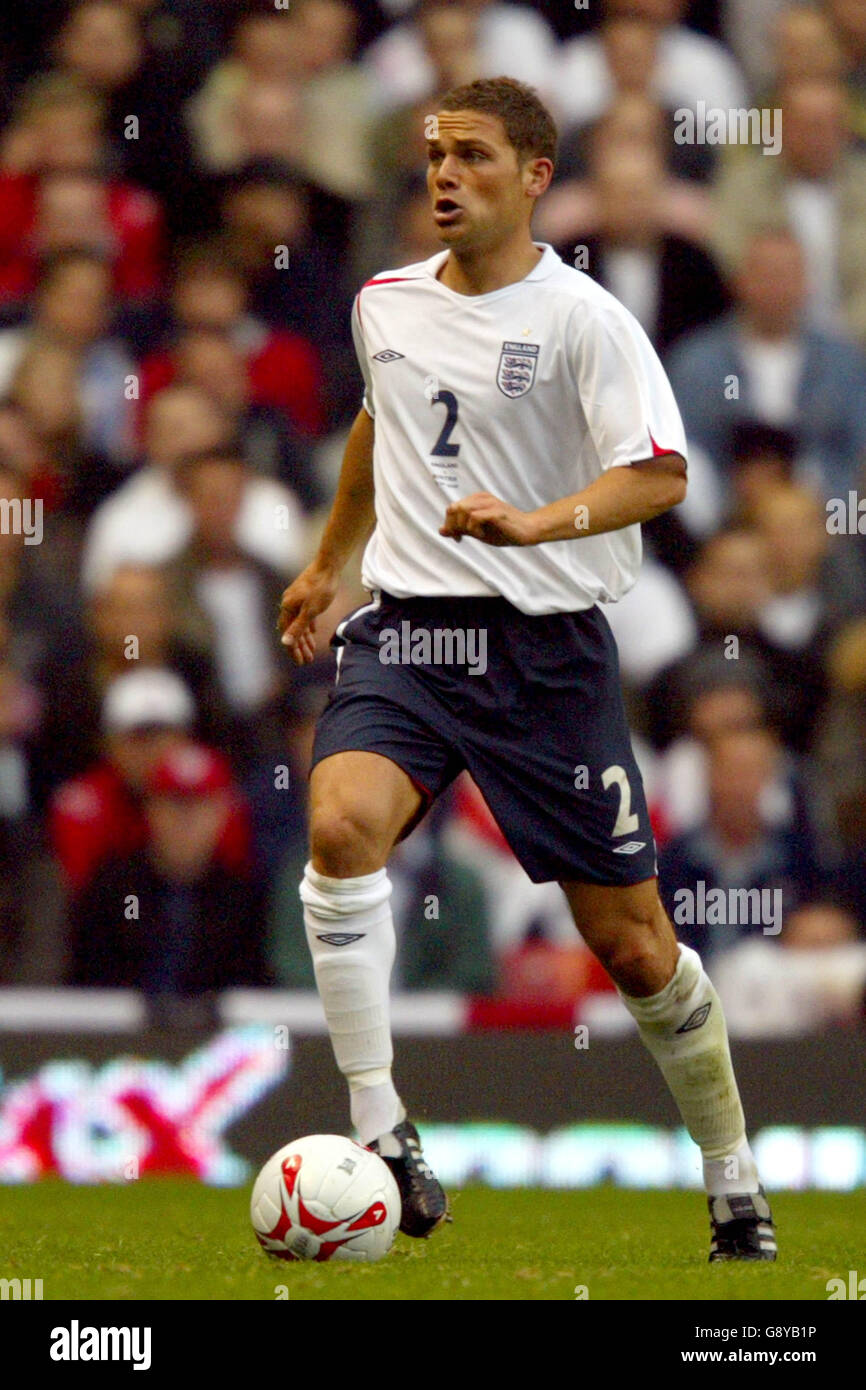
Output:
top-left (438, 76), bottom-right (558, 166)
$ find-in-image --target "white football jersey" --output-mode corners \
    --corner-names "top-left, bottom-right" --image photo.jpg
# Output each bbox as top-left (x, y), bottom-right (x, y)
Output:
top-left (352, 242), bottom-right (687, 615)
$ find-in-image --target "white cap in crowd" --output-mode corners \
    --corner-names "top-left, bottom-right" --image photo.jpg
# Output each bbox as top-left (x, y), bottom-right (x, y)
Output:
top-left (101, 668), bottom-right (196, 735)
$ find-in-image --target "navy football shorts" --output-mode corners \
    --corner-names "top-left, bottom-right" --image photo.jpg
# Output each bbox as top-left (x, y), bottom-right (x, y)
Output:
top-left (311, 591), bottom-right (657, 886)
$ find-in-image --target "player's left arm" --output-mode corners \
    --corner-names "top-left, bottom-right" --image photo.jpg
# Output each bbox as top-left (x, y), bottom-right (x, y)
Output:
top-left (440, 452), bottom-right (687, 547)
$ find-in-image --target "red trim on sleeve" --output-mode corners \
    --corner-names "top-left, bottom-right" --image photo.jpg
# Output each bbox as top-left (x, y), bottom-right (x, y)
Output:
top-left (647, 432), bottom-right (687, 470)
top-left (649, 431), bottom-right (674, 457)
top-left (357, 276), bottom-right (412, 330)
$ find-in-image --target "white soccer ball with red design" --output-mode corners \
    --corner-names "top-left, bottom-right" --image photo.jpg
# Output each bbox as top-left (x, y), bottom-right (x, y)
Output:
top-left (250, 1134), bottom-right (401, 1263)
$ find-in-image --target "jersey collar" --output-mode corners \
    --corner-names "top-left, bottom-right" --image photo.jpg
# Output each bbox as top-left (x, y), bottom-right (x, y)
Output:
top-left (424, 242), bottom-right (560, 299)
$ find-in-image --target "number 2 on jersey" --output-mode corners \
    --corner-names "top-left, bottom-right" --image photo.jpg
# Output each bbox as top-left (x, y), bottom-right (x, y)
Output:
top-left (430, 389), bottom-right (460, 457)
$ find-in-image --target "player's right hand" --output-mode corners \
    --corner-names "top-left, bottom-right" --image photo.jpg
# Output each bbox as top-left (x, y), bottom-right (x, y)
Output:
top-left (277, 562), bottom-right (339, 665)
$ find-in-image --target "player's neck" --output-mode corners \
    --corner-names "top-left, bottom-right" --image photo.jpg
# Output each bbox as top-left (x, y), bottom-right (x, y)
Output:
top-left (437, 239), bottom-right (544, 297)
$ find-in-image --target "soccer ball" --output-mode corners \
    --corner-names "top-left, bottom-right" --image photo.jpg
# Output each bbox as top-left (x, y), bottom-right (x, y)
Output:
top-left (250, 1134), bottom-right (402, 1263)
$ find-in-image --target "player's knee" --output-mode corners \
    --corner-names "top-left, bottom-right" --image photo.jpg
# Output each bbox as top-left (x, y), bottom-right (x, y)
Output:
top-left (602, 933), bottom-right (661, 990)
top-left (596, 900), bottom-right (678, 995)
top-left (309, 806), bottom-right (385, 878)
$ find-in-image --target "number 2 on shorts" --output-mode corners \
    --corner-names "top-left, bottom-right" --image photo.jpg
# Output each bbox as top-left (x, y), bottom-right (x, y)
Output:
top-left (601, 764), bottom-right (640, 837)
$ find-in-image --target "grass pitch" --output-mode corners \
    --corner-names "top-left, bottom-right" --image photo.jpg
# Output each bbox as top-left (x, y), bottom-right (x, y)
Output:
top-left (1, 1182), bottom-right (860, 1301)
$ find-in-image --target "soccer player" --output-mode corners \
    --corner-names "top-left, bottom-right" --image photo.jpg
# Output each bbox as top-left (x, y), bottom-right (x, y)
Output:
top-left (278, 77), bottom-right (776, 1262)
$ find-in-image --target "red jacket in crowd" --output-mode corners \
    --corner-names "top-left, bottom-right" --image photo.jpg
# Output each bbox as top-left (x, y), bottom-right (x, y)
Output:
top-left (50, 760), bottom-right (251, 895)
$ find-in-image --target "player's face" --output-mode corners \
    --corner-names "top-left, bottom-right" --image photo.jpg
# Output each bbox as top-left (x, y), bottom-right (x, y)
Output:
top-left (426, 111), bottom-right (539, 251)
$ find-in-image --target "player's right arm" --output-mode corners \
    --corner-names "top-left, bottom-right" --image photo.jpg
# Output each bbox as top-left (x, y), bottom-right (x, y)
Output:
top-left (278, 406), bottom-right (375, 665)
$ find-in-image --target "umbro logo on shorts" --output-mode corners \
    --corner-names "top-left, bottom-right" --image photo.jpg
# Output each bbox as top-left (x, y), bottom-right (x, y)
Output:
top-left (316, 933), bottom-right (367, 946)
top-left (612, 840), bottom-right (647, 855)
top-left (372, 349), bottom-right (405, 363)
top-left (675, 1002), bottom-right (712, 1034)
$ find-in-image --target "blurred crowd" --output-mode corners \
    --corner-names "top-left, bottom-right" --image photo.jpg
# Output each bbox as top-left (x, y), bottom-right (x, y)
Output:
top-left (1, 0), bottom-right (866, 1036)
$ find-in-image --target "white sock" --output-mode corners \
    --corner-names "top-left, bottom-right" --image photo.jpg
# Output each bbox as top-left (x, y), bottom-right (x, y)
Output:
top-left (619, 944), bottom-right (759, 1195)
top-left (300, 862), bottom-right (404, 1143)
top-left (703, 1136), bottom-right (761, 1199)
top-left (349, 1075), bottom-right (406, 1146)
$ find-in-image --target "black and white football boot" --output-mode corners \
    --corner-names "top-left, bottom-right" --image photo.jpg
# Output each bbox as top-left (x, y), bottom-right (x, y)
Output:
top-left (368, 1120), bottom-right (450, 1238)
top-left (708, 1187), bottom-right (777, 1262)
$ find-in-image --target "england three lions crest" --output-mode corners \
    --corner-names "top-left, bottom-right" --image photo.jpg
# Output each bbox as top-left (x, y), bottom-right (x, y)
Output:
top-left (497, 341), bottom-right (539, 398)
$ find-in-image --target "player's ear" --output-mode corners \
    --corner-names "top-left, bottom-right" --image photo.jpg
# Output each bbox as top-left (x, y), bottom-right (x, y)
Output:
top-left (523, 157), bottom-right (554, 200)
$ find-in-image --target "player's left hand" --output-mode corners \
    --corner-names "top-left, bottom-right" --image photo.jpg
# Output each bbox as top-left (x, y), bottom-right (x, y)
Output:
top-left (439, 493), bottom-right (538, 547)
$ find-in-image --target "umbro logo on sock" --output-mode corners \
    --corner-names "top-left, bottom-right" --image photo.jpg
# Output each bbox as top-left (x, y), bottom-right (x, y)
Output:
top-left (676, 1002), bottom-right (712, 1033)
top-left (316, 933), bottom-right (367, 947)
